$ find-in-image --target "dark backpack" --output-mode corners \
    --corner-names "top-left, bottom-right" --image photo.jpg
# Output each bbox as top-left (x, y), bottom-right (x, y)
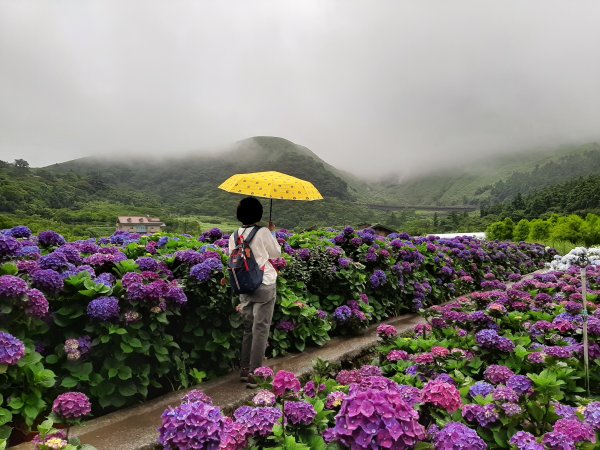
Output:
top-left (228, 226), bottom-right (264, 294)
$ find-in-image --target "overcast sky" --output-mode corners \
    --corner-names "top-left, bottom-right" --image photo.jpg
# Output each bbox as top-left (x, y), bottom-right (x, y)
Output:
top-left (1, 0), bottom-right (599, 178)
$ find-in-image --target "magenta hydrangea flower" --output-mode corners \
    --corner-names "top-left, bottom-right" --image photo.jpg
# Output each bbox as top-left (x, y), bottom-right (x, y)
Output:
top-left (421, 380), bottom-right (462, 413)
top-left (233, 406), bottom-right (282, 438)
top-left (159, 400), bottom-right (227, 449)
top-left (252, 366), bottom-right (274, 379)
top-left (272, 370), bottom-right (301, 397)
top-left (52, 392), bottom-right (92, 420)
top-left (376, 324), bottom-right (398, 340)
top-left (510, 431), bottom-right (539, 448)
top-left (0, 331), bottom-right (26, 366)
top-left (252, 390), bottom-right (276, 407)
top-left (484, 365), bottom-right (515, 385)
top-left (434, 422), bottom-right (486, 450)
top-left (553, 418), bottom-right (596, 443)
top-left (25, 288), bottom-right (49, 318)
top-left (326, 387), bottom-right (426, 449)
top-left (387, 350), bottom-right (409, 362)
top-left (284, 401), bottom-right (316, 426)
top-left (219, 417), bottom-right (249, 450)
top-left (0, 275), bottom-right (28, 299)
top-left (182, 389), bottom-right (213, 405)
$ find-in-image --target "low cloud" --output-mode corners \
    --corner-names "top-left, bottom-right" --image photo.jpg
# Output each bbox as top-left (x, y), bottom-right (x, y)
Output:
top-left (1, 0), bottom-right (599, 178)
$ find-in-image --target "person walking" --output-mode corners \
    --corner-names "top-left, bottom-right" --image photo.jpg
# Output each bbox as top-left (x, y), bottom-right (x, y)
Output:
top-left (228, 197), bottom-right (281, 388)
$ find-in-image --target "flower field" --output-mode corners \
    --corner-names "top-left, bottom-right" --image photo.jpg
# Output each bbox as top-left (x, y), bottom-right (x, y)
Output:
top-left (0, 225), bottom-right (554, 446)
top-left (159, 266), bottom-right (600, 449)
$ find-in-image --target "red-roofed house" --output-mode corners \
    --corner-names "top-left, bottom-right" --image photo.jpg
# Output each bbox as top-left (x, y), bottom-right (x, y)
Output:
top-left (116, 216), bottom-right (165, 233)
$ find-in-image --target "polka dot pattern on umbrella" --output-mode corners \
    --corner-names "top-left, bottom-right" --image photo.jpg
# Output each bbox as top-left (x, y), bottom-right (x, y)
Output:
top-left (218, 171), bottom-right (324, 201)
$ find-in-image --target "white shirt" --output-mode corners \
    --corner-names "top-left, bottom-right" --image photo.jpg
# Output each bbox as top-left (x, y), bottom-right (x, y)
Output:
top-left (228, 226), bottom-right (282, 285)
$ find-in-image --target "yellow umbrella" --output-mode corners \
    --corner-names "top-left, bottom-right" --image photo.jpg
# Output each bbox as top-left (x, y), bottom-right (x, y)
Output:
top-left (218, 171), bottom-right (324, 221)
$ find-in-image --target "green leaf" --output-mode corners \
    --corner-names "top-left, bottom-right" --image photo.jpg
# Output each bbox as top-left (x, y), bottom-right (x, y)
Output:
top-left (117, 382), bottom-right (137, 397)
top-left (61, 377), bottom-right (79, 388)
top-left (0, 409), bottom-right (12, 427)
top-left (0, 263), bottom-right (18, 276)
top-left (7, 398), bottom-right (23, 410)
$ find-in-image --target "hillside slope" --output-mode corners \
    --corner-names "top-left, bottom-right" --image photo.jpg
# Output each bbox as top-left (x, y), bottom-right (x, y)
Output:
top-left (374, 143), bottom-right (600, 206)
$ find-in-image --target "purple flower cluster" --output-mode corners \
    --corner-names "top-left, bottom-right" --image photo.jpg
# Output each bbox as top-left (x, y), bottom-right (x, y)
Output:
top-left (0, 331), bottom-right (26, 365)
top-left (369, 269), bottom-right (387, 288)
top-left (87, 296), bottom-right (120, 321)
top-left (38, 230), bottom-right (66, 247)
top-left (52, 392), bottom-right (92, 420)
top-left (284, 401), bottom-right (316, 426)
top-left (0, 275), bottom-right (28, 299)
top-left (0, 234), bottom-right (22, 258)
top-left (159, 400), bottom-right (227, 449)
top-left (31, 269), bottom-right (64, 294)
top-left (190, 257), bottom-right (223, 283)
top-left (484, 365), bottom-right (515, 385)
top-left (25, 289), bottom-right (49, 318)
top-left (276, 320), bottom-right (295, 332)
top-left (434, 422), bottom-right (487, 450)
top-left (233, 406), bottom-right (282, 438)
top-left (253, 366), bottom-right (274, 379)
top-left (182, 389), bottom-right (213, 405)
top-left (252, 390), bottom-right (276, 407)
top-left (462, 404), bottom-right (499, 428)
top-left (326, 387), bottom-right (426, 449)
top-left (475, 328), bottom-right (515, 352)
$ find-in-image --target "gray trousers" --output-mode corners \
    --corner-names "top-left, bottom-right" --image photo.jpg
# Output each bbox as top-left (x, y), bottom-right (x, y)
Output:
top-left (239, 283), bottom-right (276, 371)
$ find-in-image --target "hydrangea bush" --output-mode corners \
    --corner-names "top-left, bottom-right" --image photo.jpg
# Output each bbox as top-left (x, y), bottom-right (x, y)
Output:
top-left (0, 225), bottom-right (553, 444)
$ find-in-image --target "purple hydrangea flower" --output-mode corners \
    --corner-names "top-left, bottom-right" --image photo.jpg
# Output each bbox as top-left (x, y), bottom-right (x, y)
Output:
top-left (0, 275), bottom-right (28, 299)
top-left (369, 269), bottom-right (387, 288)
top-left (333, 305), bottom-right (352, 322)
top-left (584, 402), bottom-right (600, 430)
top-left (253, 366), bottom-right (274, 379)
top-left (484, 365), bottom-right (515, 385)
top-left (87, 296), bottom-right (120, 321)
top-left (38, 231), bottom-right (66, 247)
top-left (284, 401), bottom-right (316, 426)
top-left (136, 257), bottom-right (159, 272)
top-left (338, 257), bottom-right (351, 269)
top-left (8, 225), bottom-right (32, 238)
top-left (387, 350), bottom-right (409, 362)
top-left (507, 375), bottom-right (534, 397)
top-left (543, 431), bottom-right (576, 450)
top-left (276, 320), bottom-right (295, 332)
top-left (501, 402), bottom-right (523, 417)
top-left (0, 235), bottom-right (22, 258)
top-left (0, 332), bottom-right (26, 365)
top-left (510, 431), bottom-right (538, 448)
top-left (326, 388), bottom-right (426, 449)
top-left (39, 252), bottom-right (70, 271)
top-left (233, 406), bottom-right (282, 438)
top-left (25, 288), bottom-right (49, 318)
top-left (493, 386), bottom-right (519, 403)
top-left (297, 248), bottom-right (311, 261)
top-left (159, 400), bottom-right (227, 449)
top-left (52, 392), bottom-right (92, 420)
top-left (181, 389), bottom-right (213, 405)
top-left (190, 258), bottom-right (223, 282)
top-left (434, 422), bottom-right (486, 450)
top-left (31, 269), bottom-right (64, 294)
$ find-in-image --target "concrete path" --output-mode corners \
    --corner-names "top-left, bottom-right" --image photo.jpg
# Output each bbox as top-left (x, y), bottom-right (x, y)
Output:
top-left (11, 314), bottom-right (423, 450)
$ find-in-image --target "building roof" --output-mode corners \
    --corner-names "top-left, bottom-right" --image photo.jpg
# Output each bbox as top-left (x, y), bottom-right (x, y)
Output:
top-left (117, 216), bottom-right (165, 226)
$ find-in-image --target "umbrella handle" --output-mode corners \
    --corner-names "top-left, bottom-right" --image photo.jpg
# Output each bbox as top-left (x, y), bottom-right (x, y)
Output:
top-left (269, 198), bottom-right (273, 223)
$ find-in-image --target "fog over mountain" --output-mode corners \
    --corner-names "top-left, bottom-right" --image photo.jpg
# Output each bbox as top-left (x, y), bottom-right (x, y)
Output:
top-left (1, 0), bottom-right (600, 178)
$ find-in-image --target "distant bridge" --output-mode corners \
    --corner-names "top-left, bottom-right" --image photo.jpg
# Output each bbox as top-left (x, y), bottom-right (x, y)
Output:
top-left (364, 204), bottom-right (478, 213)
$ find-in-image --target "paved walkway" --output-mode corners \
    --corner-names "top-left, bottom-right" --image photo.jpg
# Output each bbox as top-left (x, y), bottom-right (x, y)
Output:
top-left (12, 314), bottom-right (423, 450)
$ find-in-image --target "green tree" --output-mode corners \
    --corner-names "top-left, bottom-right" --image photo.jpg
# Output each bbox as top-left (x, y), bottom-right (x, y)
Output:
top-left (513, 219), bottom-right (530, 241)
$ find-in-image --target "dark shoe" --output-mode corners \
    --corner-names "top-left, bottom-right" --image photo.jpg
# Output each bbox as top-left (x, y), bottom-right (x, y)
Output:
top-left (240, 367), bottom-right (250, 382)
top-left (246, 375), bottom-right (258, 389)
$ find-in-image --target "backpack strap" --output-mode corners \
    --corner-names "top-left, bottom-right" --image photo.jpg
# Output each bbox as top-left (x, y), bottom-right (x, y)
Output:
top-left (233, 230), bottom-right (239, 244)
top-left (244, 226), bottom-right (262, 244)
